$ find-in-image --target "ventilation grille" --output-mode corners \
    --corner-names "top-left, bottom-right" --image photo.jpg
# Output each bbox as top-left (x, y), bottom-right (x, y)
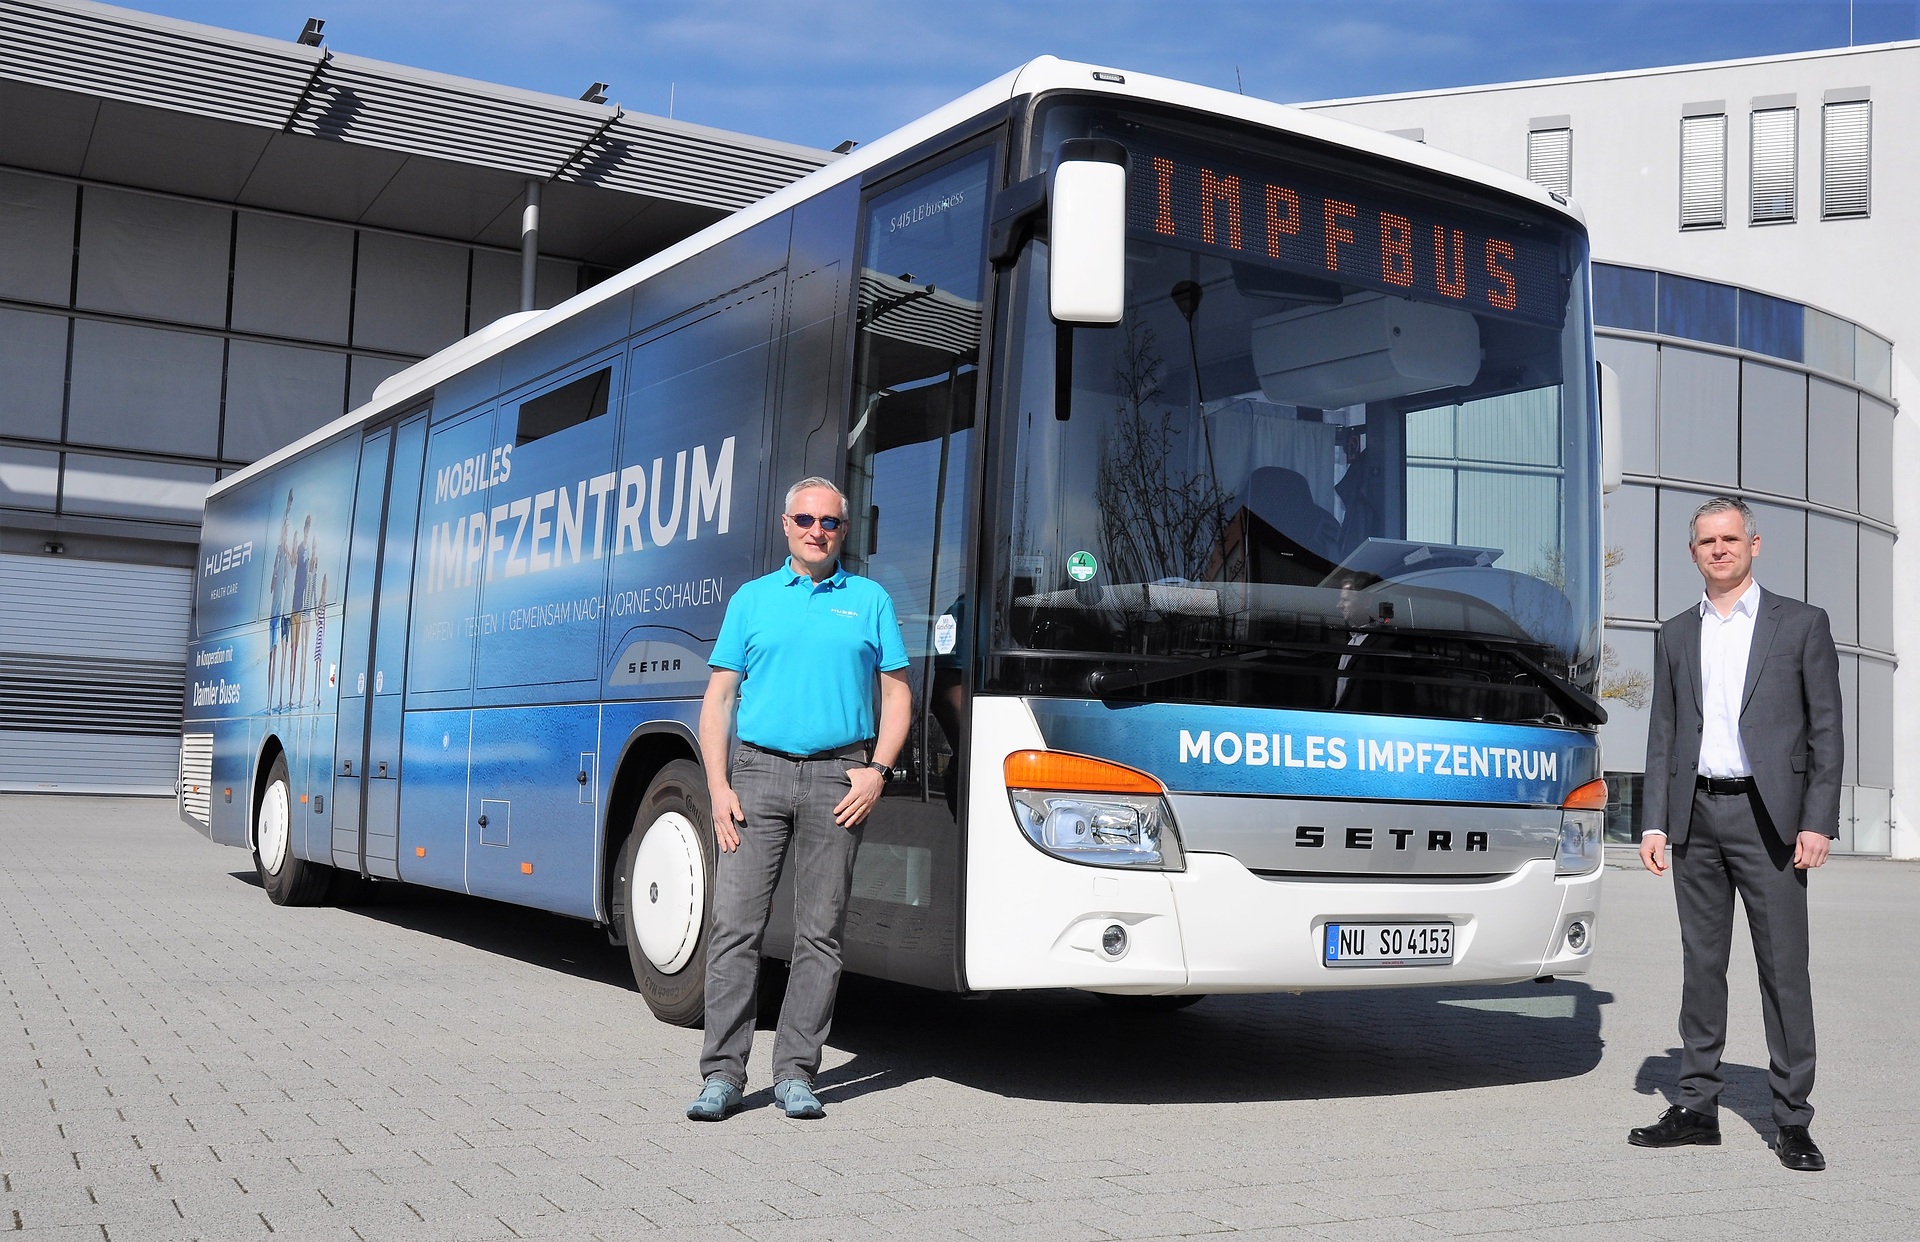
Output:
top-left (1679, 113), bottom-right (1727, 229)
top-left (1822, 100), bottom-right (1871, 219)
top-left (1749, 108), bottom-right (1797, 224)
top-left (180, 732), bottom-right (213, 825)
top-left (1526, 128), bottom-right (1572, 199)
top-left (0, 653), bottom-right (184, 737)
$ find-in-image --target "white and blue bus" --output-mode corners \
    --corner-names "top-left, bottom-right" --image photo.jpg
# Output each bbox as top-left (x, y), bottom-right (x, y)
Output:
top-left (180, 58), bottom-right (1613, 1024)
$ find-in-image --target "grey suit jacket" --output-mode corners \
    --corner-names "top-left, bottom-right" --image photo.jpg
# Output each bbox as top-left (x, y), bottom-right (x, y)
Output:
top-left (1642, 588), bottom-right (1844, 847)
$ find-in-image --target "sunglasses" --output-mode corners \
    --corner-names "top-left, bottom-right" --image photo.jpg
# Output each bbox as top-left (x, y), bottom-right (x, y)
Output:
top-left (786, 512), bottom-right (844, 532)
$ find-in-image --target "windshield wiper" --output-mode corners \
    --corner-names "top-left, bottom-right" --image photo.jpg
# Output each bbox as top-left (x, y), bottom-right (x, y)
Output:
top-left (1366, 625), bottom-right (1607, 727)
top-left (1082, 627), bottom-right (1607, 728)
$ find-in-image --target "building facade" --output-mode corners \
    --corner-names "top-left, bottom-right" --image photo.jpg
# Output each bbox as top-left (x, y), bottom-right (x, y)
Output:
top-left (1304, 41), bottom-right (1914, 856)
top-left (0, 0), bottom-right (829, 793)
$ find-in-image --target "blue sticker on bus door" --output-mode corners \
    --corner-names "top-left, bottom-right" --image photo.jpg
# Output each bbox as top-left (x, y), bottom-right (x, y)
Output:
top-left (1027, 699), bottom-right (1598, 806)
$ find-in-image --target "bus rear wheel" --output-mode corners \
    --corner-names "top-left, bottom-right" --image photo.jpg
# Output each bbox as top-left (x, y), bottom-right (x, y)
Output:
top-left (254, 753), bottom-right (331, 906)
top-left (619, 760), bottom-right (716, 1027)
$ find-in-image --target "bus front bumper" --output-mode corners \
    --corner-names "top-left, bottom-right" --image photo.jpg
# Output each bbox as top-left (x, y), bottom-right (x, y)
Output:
top-left (964, 850), bottom-right (1601, 995)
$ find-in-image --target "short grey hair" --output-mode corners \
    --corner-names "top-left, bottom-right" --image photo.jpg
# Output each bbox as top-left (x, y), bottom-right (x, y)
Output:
top-left (1690, 495), bottom-right (1757, 542)
top-left (783, 476), bottom-right (847, 516)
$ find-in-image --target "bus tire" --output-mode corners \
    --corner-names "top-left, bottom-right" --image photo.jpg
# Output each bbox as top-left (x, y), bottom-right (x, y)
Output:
top-left (254, 753), bottom-right (331, 906)
top-left (619, 759), bottom-right (717, 1027)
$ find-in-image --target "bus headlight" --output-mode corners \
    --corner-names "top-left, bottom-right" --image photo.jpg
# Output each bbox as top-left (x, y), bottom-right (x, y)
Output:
top-left (1555, 810), bottom-right (1604, 875)
top-left (1004, 750), bottom-right (1185, 872)
top-left (1557, 779), bottom-right (1607, 875)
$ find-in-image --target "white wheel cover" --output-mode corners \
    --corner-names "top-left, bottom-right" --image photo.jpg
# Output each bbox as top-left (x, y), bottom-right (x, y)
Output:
top-left (631, 812), bottom-right (706, 974)
top-left (258, 778), bottom-right (291, 876)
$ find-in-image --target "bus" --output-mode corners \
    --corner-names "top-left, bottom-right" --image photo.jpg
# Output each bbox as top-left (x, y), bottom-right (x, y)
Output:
top-left (180, 57), bottom-right (1615, 1024)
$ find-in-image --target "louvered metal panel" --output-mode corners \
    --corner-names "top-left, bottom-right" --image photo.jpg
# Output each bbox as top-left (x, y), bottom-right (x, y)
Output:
top-left (0, 552), bottom-right (191, 661)
top-left (1821, 100), bottom-right (1871, 219)
top-left (0, 0), bottom-right (320, 128)
top-left (0, 652), bottom-right (183, 735)
top-left (577, 117), bottom-right (831, 211)
top-left (180, 732), bottom-right (212, 824)
top-left (1679, 113), bottom-right (1726, 229)
top-left (1525, 128), bottom-right (1572, 199)
top-left (1749, 108), bottom-right (1797, 224)
top-left (289, 52), bottom-right (610, 179)
top-left (0, 730), bottom-right (179, 794)
top-left (858, 274), bottom-right (984, 358)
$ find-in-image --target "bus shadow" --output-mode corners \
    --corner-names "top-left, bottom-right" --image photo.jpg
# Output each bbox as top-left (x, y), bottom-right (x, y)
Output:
top-left (230, 871), bottom-right (638, 990)
top-left (813, 974), bottom-right (1612, 1106)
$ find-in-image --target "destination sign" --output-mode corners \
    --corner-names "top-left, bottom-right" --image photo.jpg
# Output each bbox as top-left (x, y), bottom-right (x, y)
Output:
top-left (1126, 142), bottom-right (1568, 329)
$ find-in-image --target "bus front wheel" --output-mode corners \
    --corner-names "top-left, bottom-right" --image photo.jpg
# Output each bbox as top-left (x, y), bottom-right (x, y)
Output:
top-left (619, 760), bottom-right (717, 1027)
top-left (254, 753), bottom-right (331, 906)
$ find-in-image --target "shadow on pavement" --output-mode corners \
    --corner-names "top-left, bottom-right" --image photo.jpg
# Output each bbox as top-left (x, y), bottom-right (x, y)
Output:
top-left (1633, 1047), bottom-right (1779, 1139)
top-left (230, 869), bottom-right (638, 990)
top-left (229, 869), bottom-right (1611, 1106)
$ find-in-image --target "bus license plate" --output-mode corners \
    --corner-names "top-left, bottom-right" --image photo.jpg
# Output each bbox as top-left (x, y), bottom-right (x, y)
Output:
top-left (1323, 922), bottom-right (1454, 967)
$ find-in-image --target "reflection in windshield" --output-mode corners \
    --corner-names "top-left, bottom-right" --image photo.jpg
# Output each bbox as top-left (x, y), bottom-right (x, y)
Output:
top-left (991, 113), bottom-right (1600, 725)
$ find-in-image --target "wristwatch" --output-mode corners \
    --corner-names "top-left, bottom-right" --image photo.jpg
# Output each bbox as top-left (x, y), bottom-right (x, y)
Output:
top-left (866, 761), bottom-right (890, 780)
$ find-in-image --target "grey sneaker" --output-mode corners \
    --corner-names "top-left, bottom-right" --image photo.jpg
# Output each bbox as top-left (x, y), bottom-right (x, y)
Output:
top-left (772, 1078), bottom-right (825, 1119)
top-left (685, 1077), bottom-right (742, 1122)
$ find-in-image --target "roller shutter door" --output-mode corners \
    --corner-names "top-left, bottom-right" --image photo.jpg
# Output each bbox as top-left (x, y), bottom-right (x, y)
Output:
top-left (0, 553), bottom-right (192, 794)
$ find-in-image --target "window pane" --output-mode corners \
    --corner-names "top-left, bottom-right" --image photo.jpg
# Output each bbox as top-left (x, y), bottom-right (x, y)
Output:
top-left (1598, 626), bottom-right (1655, 775)
top-left (231, 213), bottom-right (354, 344)
top-left (1802, 307), bottom-right (1854, 379)
top-left (1821, 100), bottom-right (1870, 219)
top-left (1855, 330), bottom-right (1892, 399)
top-left (1805, 378), bottom-right (1856, 510)
top-left (1657, 274), bottom-right (1735, 346)
top-left (75, 188), bottom-right (230, 328)
top-left (1737, 289), bottom-right (1802, 361)
top-left (1858, 396), bottom-right (1893, 523)
top-left (1738, 361), bottom-right (1805, 498)
top-left (0, 307), bottom-right (70, 441)
top-left (1602, 482), bottom-right (1656, 620)
top-left (1835, 652), bottom-right (1857, 785)
top-left (1857, 526), bottom-right (1893, 652)
top-left (1526, 128), bottom-right (1572, 198)
top-left (1656, 347), bottom-right (1737, 484)
top-left (1748, 108), bottom-right (1797, 223)
top-left (66, 320), bottom-right (223, 457)
top-left (1805, 514), bottom-right (1856, 645)
top-left (61, 453), bottom-right (212, 523)
top-left (1854, 783), bottom-right (1890, 855)
top-left (222, 341), bottom-right (349, 462)
top-left (1856, 657), bottom-right (1892, 789)
top-left (1656, 486), bottom-right (1714, 618)
top-left (0, 170), bottom-right (76, 305)
top-left (1746, 500), bottom-right (1802, 600)
top-left (1595, 337), bottom-right (1656, 475)
top-left (0, 446), bottom-right (60, 511)
top-left (1592, 264), bottom-right (1655, 333)
top-left (1679, 114), bottom-right (1726, 229)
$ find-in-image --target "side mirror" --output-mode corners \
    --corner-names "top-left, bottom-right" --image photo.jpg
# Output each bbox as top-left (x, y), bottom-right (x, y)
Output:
top-left (1597, 360), bottom-right (1623, 494)
top-left (1048, 139), bottom-right (1128, 325)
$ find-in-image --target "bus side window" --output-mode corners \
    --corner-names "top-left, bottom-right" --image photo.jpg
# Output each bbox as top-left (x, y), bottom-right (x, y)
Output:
top-left (514, 367), bottom-right (611, 446)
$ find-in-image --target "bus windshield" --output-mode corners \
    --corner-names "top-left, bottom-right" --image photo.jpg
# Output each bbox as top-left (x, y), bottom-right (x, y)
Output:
top-left (990, 102), bottom-right (1602, 725)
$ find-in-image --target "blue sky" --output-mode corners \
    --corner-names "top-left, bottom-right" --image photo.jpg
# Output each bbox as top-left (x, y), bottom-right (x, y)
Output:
top-left (128, 1), bottom-right (1917, 150)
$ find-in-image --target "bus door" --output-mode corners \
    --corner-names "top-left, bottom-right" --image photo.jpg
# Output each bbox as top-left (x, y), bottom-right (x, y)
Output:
top-left (331, 411), bottom-right (429, 878)
top-left (837, 147), bottom-right (995, 989)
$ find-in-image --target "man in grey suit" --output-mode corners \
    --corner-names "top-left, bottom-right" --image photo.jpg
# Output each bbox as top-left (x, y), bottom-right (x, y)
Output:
top-left (1629, 496), bottom-right (1841, 1172)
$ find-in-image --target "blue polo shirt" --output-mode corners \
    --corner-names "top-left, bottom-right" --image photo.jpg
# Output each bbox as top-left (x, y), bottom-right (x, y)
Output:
top-left (709, 560), bottom-right (910, 756)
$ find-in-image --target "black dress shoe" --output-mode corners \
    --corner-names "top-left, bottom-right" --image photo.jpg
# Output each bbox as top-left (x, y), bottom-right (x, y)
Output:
top-left (1628, 1105), bottom-right (1722, 1147)
top-left (1775, 1125), bottom-right (1826, 1171)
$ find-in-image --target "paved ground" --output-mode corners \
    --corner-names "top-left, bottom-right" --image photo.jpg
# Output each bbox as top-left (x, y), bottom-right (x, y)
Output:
top-left (2, 796), bottom-right (1918, 1241)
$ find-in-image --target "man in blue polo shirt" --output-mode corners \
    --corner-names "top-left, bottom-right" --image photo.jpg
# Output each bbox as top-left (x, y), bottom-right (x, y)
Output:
top-left (686, 476), bottom-right (910, 1121)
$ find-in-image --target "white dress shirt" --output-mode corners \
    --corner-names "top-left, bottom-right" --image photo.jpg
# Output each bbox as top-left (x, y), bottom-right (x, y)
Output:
top-left (1697, 580), bottom-right (1761, 779)
top-left (1644, 580), bottom-right (1761, 838)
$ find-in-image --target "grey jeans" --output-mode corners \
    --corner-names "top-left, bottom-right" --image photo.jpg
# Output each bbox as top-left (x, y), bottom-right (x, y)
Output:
top-left (1672, 786), bottom-right (1817, 1127)
top-left (698, 744), bottom-right (864, 1090)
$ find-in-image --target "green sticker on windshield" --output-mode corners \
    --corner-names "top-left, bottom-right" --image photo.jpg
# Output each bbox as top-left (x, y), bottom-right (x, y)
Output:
top-left (1066, 550), bottom-right (1098, 582)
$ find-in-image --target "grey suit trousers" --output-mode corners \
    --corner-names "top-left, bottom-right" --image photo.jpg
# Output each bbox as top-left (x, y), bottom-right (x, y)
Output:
top-left (1673, 786), bottom-right (1815, 1128)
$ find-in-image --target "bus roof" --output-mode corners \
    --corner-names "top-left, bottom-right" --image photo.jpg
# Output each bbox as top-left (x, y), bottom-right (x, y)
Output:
top-left (211, 56), bottom-right (1583, 500)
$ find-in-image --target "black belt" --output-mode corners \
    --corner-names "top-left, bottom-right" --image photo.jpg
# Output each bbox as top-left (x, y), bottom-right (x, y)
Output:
top-left (741, 740), bottom-right (871, 763)
top-left (1696, 774), bottom-right (1755, 795)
